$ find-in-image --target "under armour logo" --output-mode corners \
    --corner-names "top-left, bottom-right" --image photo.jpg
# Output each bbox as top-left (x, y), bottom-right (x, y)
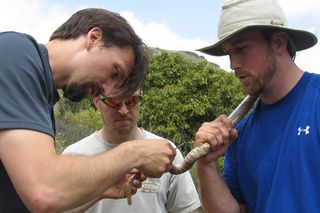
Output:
top-left (297, 126), bottom-right (310, 136)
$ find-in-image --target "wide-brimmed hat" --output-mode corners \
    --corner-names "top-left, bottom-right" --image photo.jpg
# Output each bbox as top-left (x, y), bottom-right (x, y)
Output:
top-left (198, 0), bottom-right (317, 56)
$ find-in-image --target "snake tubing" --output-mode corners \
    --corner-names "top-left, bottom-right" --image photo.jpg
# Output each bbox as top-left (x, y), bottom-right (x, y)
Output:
top-left (169, 95), bottom-right (258, 174)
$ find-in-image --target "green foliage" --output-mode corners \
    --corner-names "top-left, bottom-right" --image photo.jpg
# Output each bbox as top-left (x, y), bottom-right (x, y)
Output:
top-left (140, 51), bottom-right (244, 155)
top-left (54, 97), bottom-right (102, 152)
top-left (55, 132), bottom-right (66, 154)
top-left (55, 93), bottom-right (94, 115)
top-left (65, 107), bottom-right (102, 129)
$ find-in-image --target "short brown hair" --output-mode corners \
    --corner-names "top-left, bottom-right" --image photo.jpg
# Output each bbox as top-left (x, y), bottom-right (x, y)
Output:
top-left (50, 8), bottom-right (148, 96)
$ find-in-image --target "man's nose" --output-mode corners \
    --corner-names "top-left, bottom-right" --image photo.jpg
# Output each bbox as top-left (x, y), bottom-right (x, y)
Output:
top-left (118, 103), bottom-right (129, 115)
top-left (100, 81), bottom-right (117, 97)
top-left (229, 55), bottom-right (241, 71)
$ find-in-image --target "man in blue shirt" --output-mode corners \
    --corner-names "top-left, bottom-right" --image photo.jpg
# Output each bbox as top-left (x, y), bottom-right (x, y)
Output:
top-left (195, 0), bottom-right (319, 212)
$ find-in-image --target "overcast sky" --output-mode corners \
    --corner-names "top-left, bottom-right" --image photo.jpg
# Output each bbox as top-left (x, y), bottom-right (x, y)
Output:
top-left (1, 0), bottom-right (319, 73)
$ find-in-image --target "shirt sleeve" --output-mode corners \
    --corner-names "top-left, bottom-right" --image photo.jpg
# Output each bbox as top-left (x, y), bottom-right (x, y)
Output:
top-left (0, 32), bottom-right (54, 137)
top-left (223, 139), bottom-right (245, 204)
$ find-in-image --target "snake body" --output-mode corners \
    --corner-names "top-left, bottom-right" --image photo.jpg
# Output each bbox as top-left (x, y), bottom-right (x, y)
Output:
top-left (127, 95), bottom-right (258, 204)
top-left (127, 182), bottom-right (133, 205)
top-left (169, 95), bottom-right (258, 174)
top-left (127, 173), bottom-right (141, 205)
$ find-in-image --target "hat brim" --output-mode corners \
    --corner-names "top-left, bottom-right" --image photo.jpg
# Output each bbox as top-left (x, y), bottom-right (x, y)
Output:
top-left (198, 25), bottom-right (318, 56)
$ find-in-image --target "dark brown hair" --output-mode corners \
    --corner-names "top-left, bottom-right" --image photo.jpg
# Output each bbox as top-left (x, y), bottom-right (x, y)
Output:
top-left (50, 8), bottom-right (148, 96)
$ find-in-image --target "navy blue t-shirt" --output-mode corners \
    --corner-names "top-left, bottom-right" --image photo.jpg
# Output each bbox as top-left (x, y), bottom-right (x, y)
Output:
top-left (223, 72), bottom-right (320, 212)
top-left (0, 32), bottom-right (60, 212)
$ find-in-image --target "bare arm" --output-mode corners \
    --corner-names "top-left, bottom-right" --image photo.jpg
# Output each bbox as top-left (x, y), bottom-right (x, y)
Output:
top-left (0, 129), bottom-right (173, 212)
top-left (195, 115), bottom-right (245, 213)
top-left (63, 169), bottom-right (146, 212)
top-left (62, 197), bottom-right (101, 213)
top-left (197, 162), bottom-right (241, 213)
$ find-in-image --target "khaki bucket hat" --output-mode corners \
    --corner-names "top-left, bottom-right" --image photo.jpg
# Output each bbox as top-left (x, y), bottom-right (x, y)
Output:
top-left (198, 0), bottom-right (318, 56)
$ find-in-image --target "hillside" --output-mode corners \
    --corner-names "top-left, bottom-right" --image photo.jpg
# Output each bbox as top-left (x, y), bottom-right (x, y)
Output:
top-left (149, 47), bottom-right (220, 68)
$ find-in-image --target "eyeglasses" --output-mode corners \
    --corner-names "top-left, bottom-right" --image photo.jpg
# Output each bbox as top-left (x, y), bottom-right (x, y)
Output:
top-left (97, 94), bottom-right (142, 108)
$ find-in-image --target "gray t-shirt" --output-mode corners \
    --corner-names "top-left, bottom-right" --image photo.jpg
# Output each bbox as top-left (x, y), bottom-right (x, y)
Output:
top-left (63, 129), bottom-right (201, 213)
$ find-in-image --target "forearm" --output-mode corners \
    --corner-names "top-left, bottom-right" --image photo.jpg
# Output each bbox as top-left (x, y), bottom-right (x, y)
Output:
top-left (62, 196), bottom-right (101, 213)
top-left (197, 162), bottom-right (240, 213)
top-left (40, 142), bottom-right (140, 211)
top-left (1, 131), bottom-right (139, 212)
top-left (1, 130), bottom-right (173, 212)
top-left (27, 139), bottom-right (170, 212)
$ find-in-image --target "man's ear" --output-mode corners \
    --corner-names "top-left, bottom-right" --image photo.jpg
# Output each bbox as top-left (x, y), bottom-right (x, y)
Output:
top-left (271, 31), bottom-right (288, 52)
top-left (86, 27), bottom-right (103, 49)
top-left (92, 96), bottom-right (100, 109)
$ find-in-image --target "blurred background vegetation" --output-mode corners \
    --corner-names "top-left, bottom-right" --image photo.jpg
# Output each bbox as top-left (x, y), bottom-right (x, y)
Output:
top-left (54, 48), bottom-right (245, 189)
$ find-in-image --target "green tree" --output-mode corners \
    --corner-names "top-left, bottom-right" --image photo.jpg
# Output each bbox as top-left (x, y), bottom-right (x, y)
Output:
top-left (54, 96), bottom-right (101, 153)
top-left (140, 51), bottom-right (244, 155)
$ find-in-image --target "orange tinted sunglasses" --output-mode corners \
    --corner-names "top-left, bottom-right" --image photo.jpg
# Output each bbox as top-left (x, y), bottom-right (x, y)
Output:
top-left (97, 94), bottom-right (142, 108)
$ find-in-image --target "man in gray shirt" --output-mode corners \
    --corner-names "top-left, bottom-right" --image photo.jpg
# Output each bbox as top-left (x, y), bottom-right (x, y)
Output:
top-left (63, 90), bottom-right (202, 213)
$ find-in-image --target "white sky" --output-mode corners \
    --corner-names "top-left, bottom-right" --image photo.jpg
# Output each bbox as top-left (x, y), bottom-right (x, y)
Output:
top-left (0, 0), bottom-right (319, 73)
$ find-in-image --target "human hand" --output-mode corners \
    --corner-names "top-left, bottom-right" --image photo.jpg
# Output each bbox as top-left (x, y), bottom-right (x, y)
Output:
top-left (195, 115), bottom-right (237, 165)
top-left (137, 139), bottom-right (176, 178)
top-left (101, 168), bottom-right (146, 199)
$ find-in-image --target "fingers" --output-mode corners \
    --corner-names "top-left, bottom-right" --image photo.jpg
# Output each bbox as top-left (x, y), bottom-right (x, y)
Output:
top-left (139, 173), bottom-right (147, 182)
top-left (161, 142), bottom-right (176, 175)
top-left (129, 180), bottom-right (142, 195)
top-left (229, 128), bottom-right (238, 140)
top-left (139, 139), bottom-right (176, 178)
top-left (127, 171), bottom-right (146, 195)
top-left (128, 168), bottom-right (140, 175)
top-left (168, 143), bottom-right (177, 166)
top-left (195, 115), bottom-right (237, 160)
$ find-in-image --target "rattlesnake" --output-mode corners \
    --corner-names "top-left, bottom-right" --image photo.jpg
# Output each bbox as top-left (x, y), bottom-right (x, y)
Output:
top-left (127, 95), bottom-right (258, 205)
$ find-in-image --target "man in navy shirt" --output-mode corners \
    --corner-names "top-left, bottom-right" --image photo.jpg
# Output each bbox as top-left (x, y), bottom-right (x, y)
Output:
top-left (0, 8), bottom-right (175, 212)
top-left (195, 0), bottom-right (319, 212)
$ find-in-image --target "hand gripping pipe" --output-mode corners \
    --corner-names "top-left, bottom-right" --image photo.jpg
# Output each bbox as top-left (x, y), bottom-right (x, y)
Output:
top-left (169, 95), bottom-right (258, 174)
